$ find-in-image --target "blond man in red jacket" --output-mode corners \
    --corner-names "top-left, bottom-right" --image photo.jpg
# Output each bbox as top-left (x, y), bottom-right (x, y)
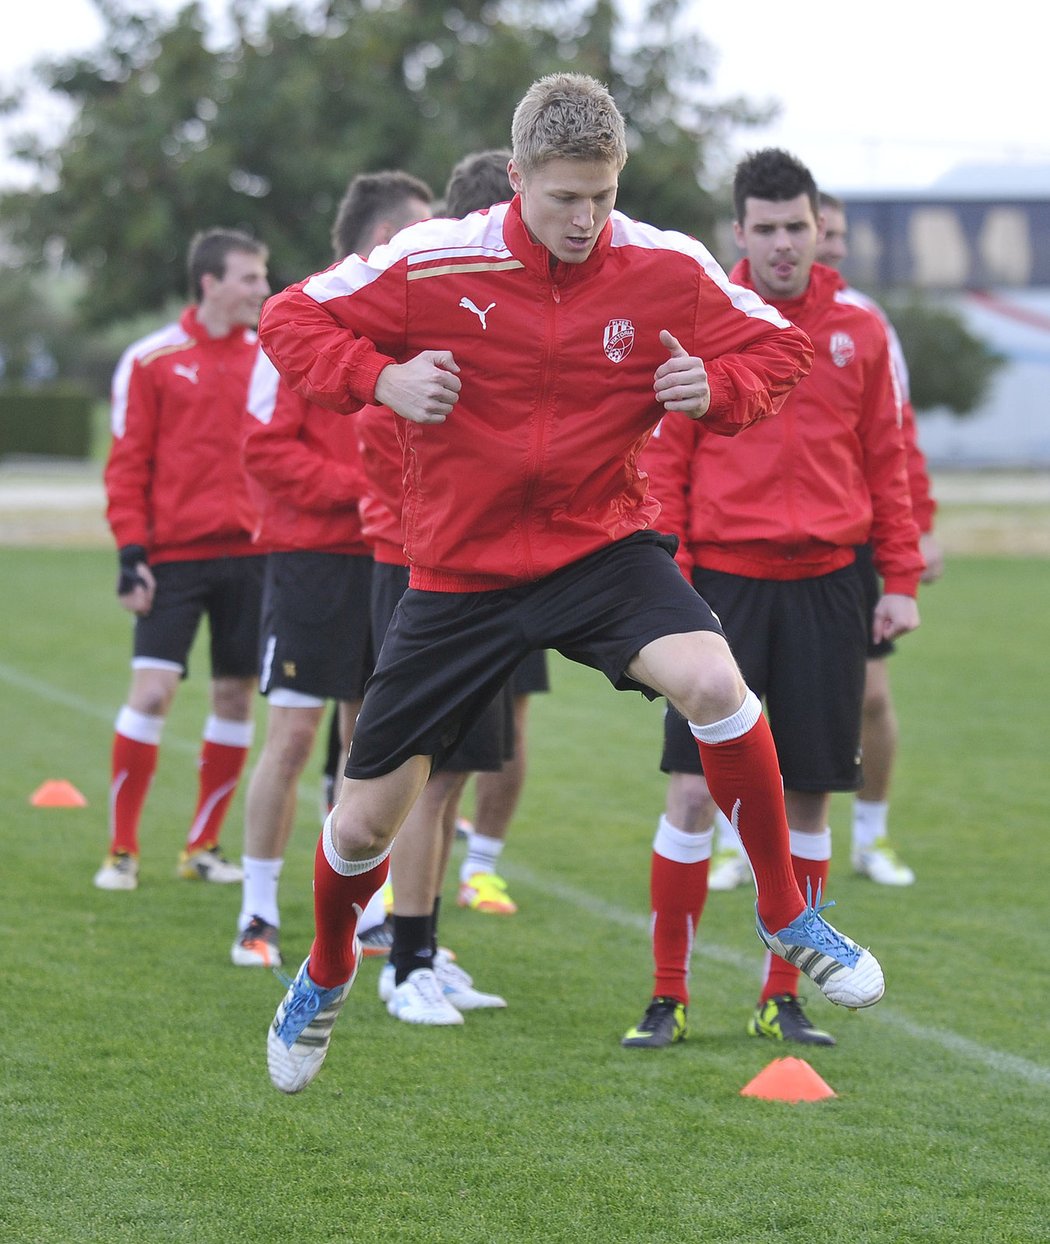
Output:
top-left (261, 76), bottom-right (886, 1095)
top-left (624, 149), bottom-right (922, 1052)
top-left (95, 229), bottom-right (269, 892)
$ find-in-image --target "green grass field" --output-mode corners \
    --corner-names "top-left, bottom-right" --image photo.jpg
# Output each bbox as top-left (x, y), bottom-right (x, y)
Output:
top-left (2, 547), bottom-right (1048, 1242)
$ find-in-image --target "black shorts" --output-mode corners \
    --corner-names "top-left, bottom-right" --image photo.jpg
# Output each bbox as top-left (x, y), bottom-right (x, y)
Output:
top-left (855, 543), bottom-right (895, 659)
top-left (661, 564), bottom-right (867, 792)
top-left (132, 555), bottom-right (265, 679)
top-left (259, 551), bottom-right (374, 703)
top-left (348, 531), bottom-right (722, 778)
top-left (512, 648), bottom-right (550, 696)
top-left (370, 561), bottom-right (513, 774)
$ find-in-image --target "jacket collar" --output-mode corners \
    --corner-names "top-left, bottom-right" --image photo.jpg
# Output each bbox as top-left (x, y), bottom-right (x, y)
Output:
top-left (502, 194), bottom-right (612, 287)
top-left (730, 258), bottom-right (845, 318)
top-left (180, 305), bottom-right (256, 344)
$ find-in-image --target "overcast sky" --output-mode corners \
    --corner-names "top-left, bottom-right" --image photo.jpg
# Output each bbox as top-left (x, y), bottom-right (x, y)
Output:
top-left (3, 0), bottom-right (1047, 192)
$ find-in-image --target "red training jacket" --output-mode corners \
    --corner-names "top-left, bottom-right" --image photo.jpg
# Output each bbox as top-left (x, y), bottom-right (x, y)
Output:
top-left (356, 404), bottom-right (410, 567)
top-left (258, 197), bottom-right (813, 591)
top-left (104, 306), bottom-right (260, 563)
top-left (243, 352), bottom-right (370, 555)
top-left (643, 261), bottom-right (923, 596)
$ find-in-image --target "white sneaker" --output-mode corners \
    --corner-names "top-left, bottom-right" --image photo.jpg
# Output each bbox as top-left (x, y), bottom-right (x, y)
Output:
top-left (853, 839), bottom-right (915, 886)
top-left (756, 884), bottom-right (885, 1010)
top-left (433, 949), bottom-right (507, 1010)
top-left (267, 946), bottom-right (358, 1094)
top-left (93, 851), bottom-right (138, 891)
top-left (177, 845), bottom-right (243, 883)
top-left (386, 967), bottom-right (464, 1025)
top-left (707, 848), bottom-right (751, 892)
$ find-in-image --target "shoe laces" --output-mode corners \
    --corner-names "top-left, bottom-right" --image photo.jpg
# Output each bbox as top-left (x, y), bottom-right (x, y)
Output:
top-left (646, 997), bottom-right (680, 1022)
top-left (769, 993), bottom-right (806, 1022)
top-left (790, 880), bottom-right (855, 962)
top-left (274, 974), bottom-right (325, 1033)
top-left (435, 959), bottom-right (470, 990)
top-left (406, 968), bottom-right (445, 1006)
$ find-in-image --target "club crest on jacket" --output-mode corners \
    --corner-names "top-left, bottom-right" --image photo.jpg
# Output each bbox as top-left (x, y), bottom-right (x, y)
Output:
top-left (603, 318), bottom-right (635, 363)
top-left (829, 332), bottom-right (856, 368)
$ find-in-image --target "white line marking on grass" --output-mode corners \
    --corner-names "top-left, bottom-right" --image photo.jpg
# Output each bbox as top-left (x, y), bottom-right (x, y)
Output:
top-left (6, 656), bottom-right (1049, 1088)
top-left (505, 860), bottom-right (1050, 1090)
top-left (0, 660), bottom-right (203, 756)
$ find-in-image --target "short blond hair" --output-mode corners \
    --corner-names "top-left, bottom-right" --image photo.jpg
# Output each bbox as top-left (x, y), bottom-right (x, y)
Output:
top-left (511, 73), bottom-right (627, 175)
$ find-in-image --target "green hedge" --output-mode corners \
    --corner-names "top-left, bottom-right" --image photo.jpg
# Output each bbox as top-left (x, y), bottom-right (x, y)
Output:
top-left (0, 388), bottom-right (94, 459)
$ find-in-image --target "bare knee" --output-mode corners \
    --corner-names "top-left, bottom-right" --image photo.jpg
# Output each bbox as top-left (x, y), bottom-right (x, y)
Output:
top-left (127, 669), bottom-right (179, 718)
top-left (329, 802), bottom-right (391, 859)
top-left (674, 657), bottom-right (747, 727)
top-left (211, 676), bottom-right (255, 721)
top-left (261, 711), bottom-right (320, 780)
top-left (665, 772), bottom-right (715, 832)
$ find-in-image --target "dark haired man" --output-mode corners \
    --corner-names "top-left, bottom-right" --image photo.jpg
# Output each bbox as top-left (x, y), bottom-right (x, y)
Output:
top-left (96, 229), bottom-right (270, 891)
top-left (232, 173), bottom-right (432, 968)
top-left (624, 149), bottom-right (921, 1051)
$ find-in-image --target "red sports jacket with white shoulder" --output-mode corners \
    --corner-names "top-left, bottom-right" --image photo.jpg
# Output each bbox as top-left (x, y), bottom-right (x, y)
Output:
top-left (643, 261), bottom-right (922, 596)
top-left (259, 197), bottom-right (813, 591)
top-left (356, 404), bottom-right (410, 567)
top-left (104, 306), bottom-right (259, 563)
top-left (243, 352), bottom-right (370, 555)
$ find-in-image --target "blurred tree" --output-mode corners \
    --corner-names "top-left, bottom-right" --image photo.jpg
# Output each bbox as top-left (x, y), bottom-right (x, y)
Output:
top-left (0, 0), bottom-right (771, 330)
top-left (883, 293), bottom-right (1006, 415)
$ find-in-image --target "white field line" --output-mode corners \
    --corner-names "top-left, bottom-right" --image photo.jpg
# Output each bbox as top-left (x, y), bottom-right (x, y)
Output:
top-left (0, 660), bottom-right (206, 755)
top-left (4, 658), bottom-right (1049, 1090)
top-left (503, 861), bottom-right (1050, 1091)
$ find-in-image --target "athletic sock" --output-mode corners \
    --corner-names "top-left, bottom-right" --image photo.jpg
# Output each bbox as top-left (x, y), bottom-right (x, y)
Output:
top-left (391, 914), bottom-right (434, 985)
top-left (460, 831), bottom-right (504, 883)
top-left (109, 706), bottom-right (164, 855)
top-left (239, 855), bottom-right (284, 930)
top-left (852, 798), bottom-right (889, 851)
top-left (760, 828), bottom-right (832, 1002)
top-left (430, 896), bottom-right (443, 956)
top-left (714, 807), bottom-right (746, 857)
top-left (690, 692), bottom-right (802, 932)
top-left (650, 815), bottom-right (712, 1006)
top-left (184, 715), bottom-right (253, 852)
top-left (308, 812), bottom-right (391, 988)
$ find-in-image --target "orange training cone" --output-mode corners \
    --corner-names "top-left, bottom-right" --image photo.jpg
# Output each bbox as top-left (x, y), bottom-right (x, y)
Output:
top-left (30, 779), bottom-right (88, 808)
top-left (740, 1057), bottom-right (837, 1103)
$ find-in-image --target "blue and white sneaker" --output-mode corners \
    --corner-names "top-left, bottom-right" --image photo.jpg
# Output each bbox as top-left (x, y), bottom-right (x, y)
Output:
top-left (756, 883), bottom-right (885, 1009)
top-left (266, 943), bottom-right (359, 1093)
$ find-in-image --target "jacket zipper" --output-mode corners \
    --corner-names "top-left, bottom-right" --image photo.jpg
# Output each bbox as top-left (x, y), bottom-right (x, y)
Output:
top-left (519, 281), bottom-right (561, 578)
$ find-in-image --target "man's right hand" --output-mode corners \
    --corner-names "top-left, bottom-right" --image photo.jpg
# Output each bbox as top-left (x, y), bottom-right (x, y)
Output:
top-left (374, 351), bottom-right (461, 424)
top-left (117, 545), bottom-right (156, 616)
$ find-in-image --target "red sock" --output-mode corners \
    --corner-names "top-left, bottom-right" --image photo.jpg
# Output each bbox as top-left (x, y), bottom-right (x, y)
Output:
top-left (109, 731), bottom-right (158, 855)
top-left (692, 697), bottom-right (802, 931)
top-left (185, 734), bottom-right (250, 852)
top-left (761, 854), bottom-right (830, 1001)
top-left (651, 849), bottom-right (709, 1006)
top-left (309, 830), bottom-right (390, 988)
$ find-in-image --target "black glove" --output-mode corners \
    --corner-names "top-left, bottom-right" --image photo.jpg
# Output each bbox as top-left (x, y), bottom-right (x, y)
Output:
top-left (117, 544), bottom-right (150, 596)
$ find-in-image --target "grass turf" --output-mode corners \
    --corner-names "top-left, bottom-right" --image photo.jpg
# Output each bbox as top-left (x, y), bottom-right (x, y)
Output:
top-left (1, 547), bottom-right (1048, 1242)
